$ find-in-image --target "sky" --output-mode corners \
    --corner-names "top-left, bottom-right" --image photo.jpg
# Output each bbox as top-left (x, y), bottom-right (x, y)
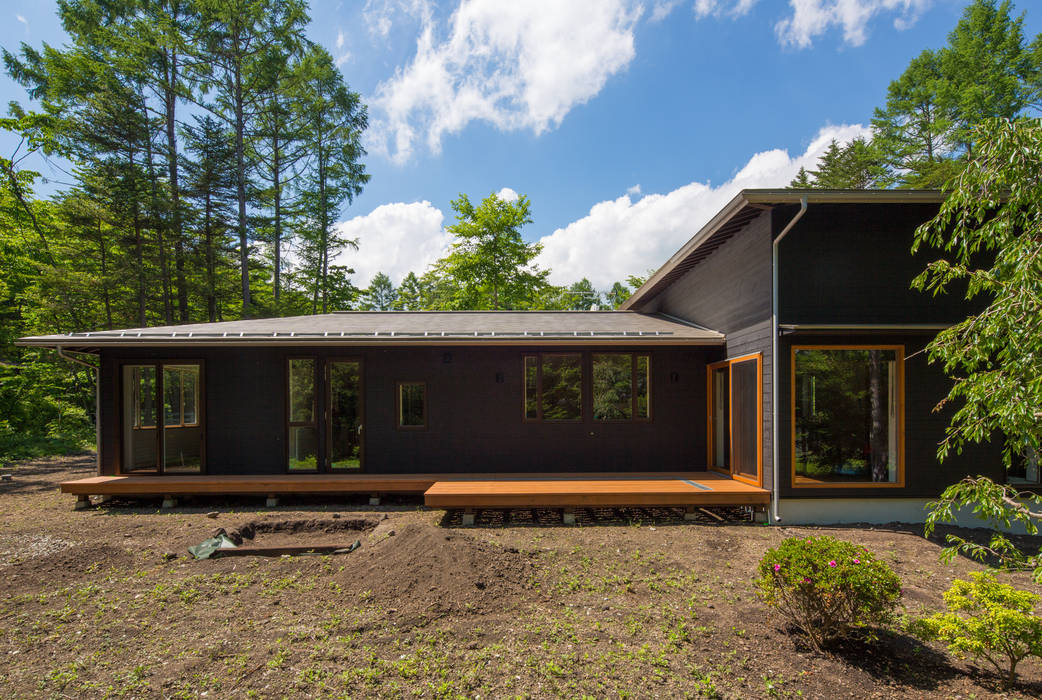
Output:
top-left (2, 0), bottom-right (1040, 291)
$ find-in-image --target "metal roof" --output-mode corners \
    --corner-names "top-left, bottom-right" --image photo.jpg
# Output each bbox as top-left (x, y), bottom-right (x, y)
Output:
top-left (16, 310), bottom-right (725, 351)
top-left (620, 188), bottom-right (946, 310)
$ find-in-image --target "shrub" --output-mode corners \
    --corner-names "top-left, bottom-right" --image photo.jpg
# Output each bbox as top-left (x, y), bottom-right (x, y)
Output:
top-left (912, 571), bottom-right (1042, 687)
top-left (756, 535), bottom-right (902, 649)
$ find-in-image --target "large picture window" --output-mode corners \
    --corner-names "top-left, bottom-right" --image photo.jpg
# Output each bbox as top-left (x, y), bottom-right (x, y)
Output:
top-left (524, 354), bottom-right (582, 421)
top-left (592, 354), bottom-right (650, 421)
top-left (792, 346), bottom-right (903, 486)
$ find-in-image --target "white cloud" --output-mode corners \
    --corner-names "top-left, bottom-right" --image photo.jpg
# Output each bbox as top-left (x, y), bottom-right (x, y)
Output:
top-left (626, 184), bottom-right (642, 197)
top-left (368, 0), bottom-right (642, 163)
top-left (694, 0), bottom-right (757, 19)
top-left (337, 30), bottom-right (345, 49)
top-left (15, 14), bottom-right (27, 32)
top-left (650, 0), bottom-right (682, 22)
top-left (534, 123), bottom-right (871, 289)
top-left (775, 0), bottom-right (932, 49)
top-left (333, 201), bottom-right (450, 287)
top-left (496, 187), bottom-right (519, 202)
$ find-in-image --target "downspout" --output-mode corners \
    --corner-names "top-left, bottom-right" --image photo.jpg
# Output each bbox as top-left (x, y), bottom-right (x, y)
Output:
top-left (56, 346), bottom-right (101, 475)
top-left (771, 197), bottom-right (807, 523)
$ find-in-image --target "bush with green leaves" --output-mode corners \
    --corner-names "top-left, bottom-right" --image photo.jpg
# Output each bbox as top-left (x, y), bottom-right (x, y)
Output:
top-left (756, 535), bottom-right (902, 649)
top-left (912, 571), bottom-right (1042, 687)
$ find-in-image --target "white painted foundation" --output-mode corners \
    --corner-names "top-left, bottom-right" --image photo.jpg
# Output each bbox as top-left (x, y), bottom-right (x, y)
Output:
top-left (778, 498), bottom-right (1033, 534)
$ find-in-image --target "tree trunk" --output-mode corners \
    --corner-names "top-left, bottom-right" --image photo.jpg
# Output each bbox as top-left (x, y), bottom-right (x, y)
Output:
top-left (233, 46), bottom-right (251, 318)
top-left (165, 46), bottom-right (188, 322)
top-left (143, 124), bottom-right (174, 324)
top-left (98, 217), bottom-right (112, 329)
top-left (273, 131), bottom-right (282, 310)
top-left (204, 190), bottom-right (216, 322)
top-left (869, 350), bottom-right (888, 482)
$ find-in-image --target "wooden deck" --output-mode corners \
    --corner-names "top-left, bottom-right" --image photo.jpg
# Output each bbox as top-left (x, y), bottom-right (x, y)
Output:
top-left (60, 471), bottom-right (769, 509)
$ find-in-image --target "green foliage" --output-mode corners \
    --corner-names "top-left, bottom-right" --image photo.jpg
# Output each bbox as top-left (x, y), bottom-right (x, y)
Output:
top-left (924, 477), bottom-right (1042, 582)
top-left (756, 536), bottom-right (902, 649)
top-left (359, 272), bottom-right (397, 311)
top-left (787, 138), bottom-right (890, 189)
top-left (873, 0), bottom-right (1041, 187)
top-left (912, 118), bottom-right (1042, 471)
top-left (427, 191), bottom-right (552, 310)
top-left (912, 571), bottom-right (1042, 686)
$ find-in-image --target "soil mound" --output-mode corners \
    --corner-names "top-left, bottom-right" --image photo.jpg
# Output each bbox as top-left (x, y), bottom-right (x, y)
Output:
top-left (345, 522), bottom-right (533, 625)
top-left (220, 517), bottom-right (377, 545)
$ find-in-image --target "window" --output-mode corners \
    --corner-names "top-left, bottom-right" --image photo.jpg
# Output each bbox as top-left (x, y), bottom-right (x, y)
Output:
top-left (792, 346), bottom-right (903, 487)
top-left (397, 382), bottom-right (427, 429)
top-left (592, 354), bottom-right (650, 421)
top-left (287, 358), bottom-right (317, 471)
top-left (122, 362), bottom-right (203, 474)
top-left (524, 354), bottom-right (582, 421)
top-left (707, 354), bottom-right (761, 486)
top-left (1008, 446), bottom-right (1040, 485)
top-left (163, 365), bottom-right (199, 427)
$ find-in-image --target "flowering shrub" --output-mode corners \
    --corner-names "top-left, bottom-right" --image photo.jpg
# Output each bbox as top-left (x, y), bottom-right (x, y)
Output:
top-left (756, 536), bottom-right (902, 649)
top-left (912, 572), bottom-right (1042, 687)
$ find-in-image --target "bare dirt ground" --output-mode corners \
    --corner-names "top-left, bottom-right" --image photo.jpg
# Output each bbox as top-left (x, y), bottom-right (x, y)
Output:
top-left (2, 455), bottom-right (1042, 699)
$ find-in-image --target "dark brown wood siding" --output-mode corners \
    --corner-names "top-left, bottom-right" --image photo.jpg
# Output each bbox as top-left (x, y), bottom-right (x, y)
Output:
top-left (97, 345), bottom-right (713, 475)
top-left (776, 333), bottom-right (1002, 498)
top-left (635, 210), bottom-right (774, 489)
top-left (775, 202), bottom-right (977, 325)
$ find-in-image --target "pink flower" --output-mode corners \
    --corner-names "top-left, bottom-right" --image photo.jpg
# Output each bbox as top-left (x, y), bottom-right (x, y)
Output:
top-left (802, 577), bottom-right (811, 584)
top-left (852, 558), bottom-right (861, 564)
top-left (773, 563), bottom-right (781, 572)
top-left (828, 560), bottom-right (837, 567)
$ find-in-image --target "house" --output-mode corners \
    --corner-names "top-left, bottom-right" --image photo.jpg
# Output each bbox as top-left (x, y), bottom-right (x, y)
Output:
top-left (16, 189), bottom-right (1005, 523)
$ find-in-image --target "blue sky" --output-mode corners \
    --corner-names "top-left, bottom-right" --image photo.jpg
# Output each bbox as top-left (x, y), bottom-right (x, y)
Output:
top-left (2, 0), bottom-right (1040, 290)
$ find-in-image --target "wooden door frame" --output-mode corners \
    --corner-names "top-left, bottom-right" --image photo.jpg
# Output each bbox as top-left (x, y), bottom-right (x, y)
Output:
top-left (116, 358), bottom-right (207, 476)
top-left (705, 352), bottom-right (762, 487)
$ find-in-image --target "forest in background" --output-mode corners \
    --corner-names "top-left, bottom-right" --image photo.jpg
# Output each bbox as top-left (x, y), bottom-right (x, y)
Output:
top-left (0, 0), bottom-right (1040, 462)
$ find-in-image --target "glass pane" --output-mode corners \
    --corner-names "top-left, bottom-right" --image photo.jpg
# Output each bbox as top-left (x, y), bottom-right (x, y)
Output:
top-left (524, 356), bottom-right (539, 419)
top-left (636, 355), bottom-right (650, 419)
top-left (399, 383), bottom-right (426, 428)
top-left (711, 367), bottom-right (729, 469)
top-left (731, 359), bottom-right (758, 479)
top-left (593, 354), bottom-right (632, 420)
top-left (794, 349), bottom-right (899, 483)
top-left (288, 426), bottom-right (317, 470)
top-left (541, 354), bottom-right (582, 421)
top-left (330, 362), bottom-right (362, 470)
top-left (288, 359), bottom-right (315, 423)
top-left (123, 365), bottom-right (157, 471)
top-left (163, 367), bottom-right (183, 426)
top-left (180, 366), bottom-right (198, 425)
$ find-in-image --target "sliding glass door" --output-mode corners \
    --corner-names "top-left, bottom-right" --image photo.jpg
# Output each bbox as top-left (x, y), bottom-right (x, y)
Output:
top-left (122, 362), bottom-right (203, 474)
top-left (706, 354), bottom-right (762, 486)
top-left (286, 358), bottom-right (364, 472)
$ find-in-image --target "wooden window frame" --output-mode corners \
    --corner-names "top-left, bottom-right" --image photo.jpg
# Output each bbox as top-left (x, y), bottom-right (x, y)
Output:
top-left (706, 352), bottom-right (763, 488)
top-left (117, 359), bottom-right (206, 475)
top-left (286, 356), bottom-right (320, 473)
top-left (522, 352), bottom-right (584, 423)
top-left (395, 381), bottom-right (428, 431)
top-left (160, 365), bottom-right (200, 429)
top-left (591, 353), bottom-right (652, 423)
top-left (790, 344), bottom-right (905, 489)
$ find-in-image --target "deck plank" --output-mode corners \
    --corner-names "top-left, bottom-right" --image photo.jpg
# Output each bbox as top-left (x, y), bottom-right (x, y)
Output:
top-left (59, 471), bottom-right (769, 508)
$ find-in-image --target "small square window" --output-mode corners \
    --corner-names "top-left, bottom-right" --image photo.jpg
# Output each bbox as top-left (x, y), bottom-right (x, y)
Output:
top-left (397, 382), bottom-right (427, 429)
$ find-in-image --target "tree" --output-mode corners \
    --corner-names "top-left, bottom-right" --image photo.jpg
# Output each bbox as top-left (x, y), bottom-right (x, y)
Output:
top-left (873, 0), bottom-right (1041, 187)
top-left (566, 278), bottom-right (601, 310)
top-left (431, 191), bottom-right (551, 310)
top-left (392, 271), bottom-right (424, 310)
top-left (359, 272), bottom-right (397, 311)
top-left (197, 0), bottom-right (308, 317)
top-left (788, 138), bottom-right (890, 189)
top-left (292, 47), bottom-right (369, 315)
top-left (917, 118), bottom-right (1042, 578)
top-left (605, 281), bottom-right (631, 309)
